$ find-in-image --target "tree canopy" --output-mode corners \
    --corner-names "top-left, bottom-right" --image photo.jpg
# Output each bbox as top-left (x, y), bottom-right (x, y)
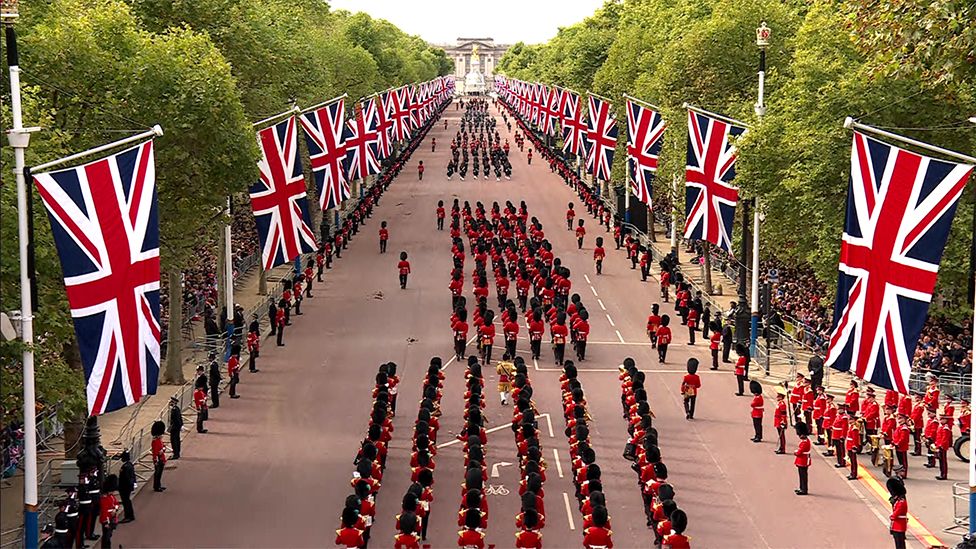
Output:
top-left (497, 0), bottom-right (975, 319)
top-left (0, 0), bottom-right (450, 421)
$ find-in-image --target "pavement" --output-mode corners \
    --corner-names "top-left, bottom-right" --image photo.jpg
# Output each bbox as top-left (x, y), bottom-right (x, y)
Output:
top-left (100, 101), bottom-right (964, 548)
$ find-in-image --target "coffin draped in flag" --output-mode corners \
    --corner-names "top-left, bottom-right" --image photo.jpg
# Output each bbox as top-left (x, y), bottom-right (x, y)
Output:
top-left (345, 99), bottom-right (381, 181)
top-left (33, 140), bottom-right (161, 416)
top-left (300, 99), bottom-right (351, 211)
top-left (682, 109), bottom-right (746, 252)
top-left (250, 116), bottom-right (317, 270)
top-left (626, 99), bottom-right (666, 206)
top-left (825, 132), bottom-right (973, 393)
top-left (584, 95), bottom-right (618, 181)
top-left (561, 91), bottom-right (587, 156)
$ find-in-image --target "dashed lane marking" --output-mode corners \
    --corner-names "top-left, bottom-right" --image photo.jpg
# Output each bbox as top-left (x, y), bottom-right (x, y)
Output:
top-left (606, 314), bottom-right (615, 327)
top-left (590, 286), bottom-right (599, 297)
top-left (563, 492), bottom-right (576, 531)
top-left (615, 330), bottom-right (625, 343)
top-left (597, 299), bottom-right (607, 311)
top-left (553, 448), bottom-right (564, 478)
top-left (584, 274), bottom-right (592, 284)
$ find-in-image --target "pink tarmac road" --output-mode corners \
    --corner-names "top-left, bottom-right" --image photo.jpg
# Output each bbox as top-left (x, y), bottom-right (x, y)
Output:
top-left (115, 103), bottom-right (907, 548)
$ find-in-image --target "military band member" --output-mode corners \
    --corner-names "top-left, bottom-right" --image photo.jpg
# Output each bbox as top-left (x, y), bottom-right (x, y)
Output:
top-left (656, 316), bottom-right (672, 364)
top-left (379, 221), bottom-right (390, 254)
top-left (774, 389), bottom-right (788, 453)
top-left (98, 475), bottom-right (119, 549)
top-left (832, 403), bottom-right (850, 467)
top-left (576, 219), bottom-right (586, 249)
top-left (893, 414), bottom-right (912, 478)
top-left (923, 409), bottom-right (939, 469)
top-left (496, 354), bottom-right (515, 405)
top-left (934, 414), bottom-right (953, 480)
top-left (398, 252), bottom-right (411, 289)
top-left (593, 237), bottom-right (606, 275)
top-left (227, 344), bottom-right (242, 399)
top-left (681, 358), bottom-right (702, 420)
top-left (845, 409), bottom-right (861, 480)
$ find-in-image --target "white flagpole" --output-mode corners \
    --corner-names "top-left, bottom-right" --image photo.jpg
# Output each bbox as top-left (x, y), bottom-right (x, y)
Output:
top-left (224, 196), bottom-right (234, 328)
top-left (969, 115), bottom-right (976, 536)
top-left (4, 12), bottom-right (39, 546)
top-left (845, 118), bottom-right (976, 164)
top-left (750, 23), bottom-right (769, 358)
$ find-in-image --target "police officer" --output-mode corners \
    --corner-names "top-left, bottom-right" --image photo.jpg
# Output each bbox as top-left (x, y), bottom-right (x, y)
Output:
top-left (168, 395), bottom-right (183, 460)
top-left (267, 298), bottom-right (278, 336)
top-left (208, 352), bottom-right (221, 409)
top-left (117, 450), bottom-right (136, 523)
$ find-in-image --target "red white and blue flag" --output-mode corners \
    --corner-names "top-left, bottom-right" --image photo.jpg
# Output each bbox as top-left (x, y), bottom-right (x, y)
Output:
top-left (584, 95), bottom-right (618, 181)
top-left (391, 86), bottom-right (412, 141)
top-left (408, 85), bottom-right (420, 130)
top-left (250, 116), bottom-right (317, 270)
top-left (626, 99), bottom-right (666, 206)
top-left (345, 99), bottom-right (381, 181)
top-left (33, 140), bottom-right (161, 416)
top-left (300, 98), bottom-right (351, 211)
top-left (682, 109), bottom-right (746, 252)
top-left (561, 90), bottom-right (587, 156)
top-left (825, 132), bottom-right (973, 392)
top-left (375, 91), bottom-right (394, 158)
top-left (541, 87), bottom-right (562, 136)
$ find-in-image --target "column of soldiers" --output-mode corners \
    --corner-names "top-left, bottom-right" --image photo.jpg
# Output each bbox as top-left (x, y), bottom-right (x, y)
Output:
top-left (336, 363), bottom-right (400, 548)
top-left (510, 355), bottom-right (544, 549)
top-left (455, 356), bottom-right (489, 549)
top-left (446, 200), bottom-right (601, 374)
top-left (619, 358), bottom-right (692, 547)
top-left (447, 99), bottom-right (512, 182)
top-left (558, 362), bottom-right (616, 549)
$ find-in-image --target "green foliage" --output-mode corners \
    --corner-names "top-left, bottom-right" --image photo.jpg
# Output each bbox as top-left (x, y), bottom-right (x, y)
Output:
top-left (0, 0), bottom-right (448, 422)
top-left (498, 0), bottom-right (975, 318)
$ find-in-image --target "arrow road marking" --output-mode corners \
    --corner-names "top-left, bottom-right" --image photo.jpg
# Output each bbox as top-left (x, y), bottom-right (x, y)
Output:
top-left (491, 461), bottom-right (513, 478)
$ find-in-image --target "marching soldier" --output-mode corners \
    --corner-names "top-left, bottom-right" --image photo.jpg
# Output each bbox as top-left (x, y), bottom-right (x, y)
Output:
top-left (247, 321), bottom-right (260, 373)
top-left (576, 219), bottom-right (586, 249)
top-left (398, 252), bottom-right (411, 289)
top-left (496, 353), bottom-right (515, 405)
top-left (893, 414), bottom-right (911, 478)
top-left (681, 358), bottom-right (702, 420)
top-left (656, 315), bottom-right (672, 363)
top-left (380, 221), bottom-right (390, 254)
top-left (832, 403), bottom-right (850, 467)
top-left (646, 304), bottom-right (661, 350)
top-left (227, 343), bottom-right (242, 399)
top-left (593, 237), bottom-right (606, 275)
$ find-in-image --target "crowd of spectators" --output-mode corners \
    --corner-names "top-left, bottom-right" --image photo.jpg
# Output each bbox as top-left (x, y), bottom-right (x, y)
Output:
top-left (158, 199), bottom-right (261, 345)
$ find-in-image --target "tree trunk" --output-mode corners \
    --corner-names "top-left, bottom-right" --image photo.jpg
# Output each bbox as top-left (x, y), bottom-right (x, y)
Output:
top-left (703, 241), bottom-right (714, 295)
top-left (163, 267), bottom-right (186, 385)
top-left (62, 339), bottom-right (85, 459)
top-left (215, 228), bottom-right (226, 319)
top-left (258, 263), bottom-right (267, 295)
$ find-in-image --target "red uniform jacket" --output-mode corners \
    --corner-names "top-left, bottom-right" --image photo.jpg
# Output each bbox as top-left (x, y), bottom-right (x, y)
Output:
top-left (398, 260), bottom-right (411, 275)
top-left (583, 526), bottom-right (613, 548)
top-left (335, 527), bottom-right (365, 548)
top-left (774, 400), bottom-right (788, 428)
top-left (890, 497), bottom-right (908, 533)
top-left (593, 247), bottom-right (606, 261)
top-left (656, 327), bottom-right (672, 346)
top-left (795, 437), bottom-right (812, 467)
top-left (935, 424), bottom-right (953, 449)
top-left (379, 228), bottom-right (389, 241)
top-left (681, 374), bottom-right (701, 396)
top-left (751, 395), bottom-right (765, 419)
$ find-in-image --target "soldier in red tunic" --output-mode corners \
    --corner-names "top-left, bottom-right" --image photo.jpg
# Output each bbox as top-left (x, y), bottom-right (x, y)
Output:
top-left (774, 389), bottom-right (788, 453)
top-left (593, 237), bottom-right (606, 275)
top-left (335, 507), bottom-right (365, 548)
top-left (193, 384), bottom-right (208, 433)
top-left (749, 380), bottom-right (764, 442)
top-left (379, 221), bottom-right (390, 254)
top-left (398, 251), bottom-right (411, 289)
top-left (681, 358), bottom-right (702, 420)
top-left (794, 422), bottom-right (812, 495)
top-left (150, 420), bottom-right (167, 492)
top-left (656, 315), bottom-right (672, 363)
top-left (934, 414), bottom-right (953, 480)
top-left (887, 477), bottom-right (908, 549)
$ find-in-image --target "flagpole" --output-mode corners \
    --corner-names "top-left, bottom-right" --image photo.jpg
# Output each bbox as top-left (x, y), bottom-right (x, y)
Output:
top-left (252, 105), bottom-right (300, 130)
top-left (843, 118), bottom-right (976, 164)
top-left (682, 102), bottom-right (751, 129)
top-left (750, 22), bottom-right (770, 359)
top-left (621, 93), bottom-right (663, 112)
top-left (969, 116), bottom-right (976, 537)
top-left (31, 126), bottom-right (164, 172)
top-left (585, 90), bottom-right (614, 104)
top-left (223, 197), bottom-right (234, 330)
top-left (299, 93), bottom-right (349, 115)
top-left (4, 7), bottom-right (40, 545)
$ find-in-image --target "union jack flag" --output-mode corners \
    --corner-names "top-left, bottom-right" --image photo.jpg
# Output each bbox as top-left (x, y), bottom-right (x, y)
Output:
top-left (408, 85), bottom-right (420, 130)
top-left (682, 109), bottom-right (746, 252)
top-left (375, 91), bottom-right (394, 158)
top-left (531, 84), bottom-right (543, 126)
top-left (250, 117), bottom-right (317, 271)
top-left (390, 87), bottom-right (411, 141)
top-left (541, 87), bottom-right (562, 135)
top-left (584, 95), bottom-right (618, 181)
top-left (825, 132), bottom-right (973, 393)
top-left (300, 99), bottom-right (351, 211)
top-left (33, 140), bottom-right (160, 416)
top-left (626, 99), bottom-right (666, 206)
top-left (561, 90), bottom-right (587, 156)
top-left (345, 99), bottom-right (381, 181)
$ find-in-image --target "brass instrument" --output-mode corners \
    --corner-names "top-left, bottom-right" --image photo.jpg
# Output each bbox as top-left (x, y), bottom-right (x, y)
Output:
top-left (868, 434), bottom-right (882, 466)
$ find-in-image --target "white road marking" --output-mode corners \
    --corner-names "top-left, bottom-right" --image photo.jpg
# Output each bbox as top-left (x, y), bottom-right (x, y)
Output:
top-left (590, 286), bottom-right (599, 297)
top-left (583, 274), bottom-right (592, 284)
top-left (443, 335), bottom-right (479, 369)
top-left (437, 421), bottom-right (510, 448)
top-left (539, 413), bottom-right (555, 439)
top-left (597, 299), bottom-right (607, 311)
top-left (615, 330), bottom-right (625, 343)
top-left (606, 314), bottom-right (615, 327)
top-left (553, 448), bottom-right (564, 478)
top-left (490, 461), bottom-right (513, 478)
top-left (563, 492), bottom-right (576, 531)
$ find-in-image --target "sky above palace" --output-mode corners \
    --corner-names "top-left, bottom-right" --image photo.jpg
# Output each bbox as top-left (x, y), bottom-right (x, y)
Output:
top-left (328, 0), bottom-right (605, 44)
